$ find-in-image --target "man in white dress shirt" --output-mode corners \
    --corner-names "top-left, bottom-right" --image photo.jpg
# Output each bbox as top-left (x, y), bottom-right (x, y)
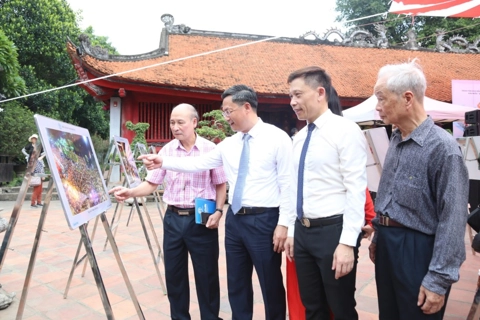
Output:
top-left (285, 66), bottom-right (367, 319)
top-left (139, 85), bottom-right (295, 320)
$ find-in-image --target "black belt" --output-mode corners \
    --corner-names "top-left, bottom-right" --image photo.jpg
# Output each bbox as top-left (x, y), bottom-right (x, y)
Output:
top-left (298, 214), bottom-right (343, 228)
top-left (167, 205), bottom-right (195, 216)
top-left (379, 214), bottom-right (405, 228)
top-left (235, 207), bottom-right (275, 215)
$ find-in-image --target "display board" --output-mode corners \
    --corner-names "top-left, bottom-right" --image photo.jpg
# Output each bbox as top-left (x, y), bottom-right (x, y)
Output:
top-left (113, 136), bottom-right (142, 188)
top-left (136, 143), bottom-right (148, 155)
top-left (34, 114), bottom-right (111, 229)
top-left (363, 127), bottom-right (390, 192)
top-left (458, 137), bottom-right (480, 181)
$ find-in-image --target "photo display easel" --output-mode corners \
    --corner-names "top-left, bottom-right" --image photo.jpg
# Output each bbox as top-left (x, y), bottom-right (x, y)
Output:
top-left (457, 137), bottom-right (480, 256)
top-left (0, 140), bottom-right (42, 272)
top-left (458, 137), bottom-right (480, 181)
top-left (64, 137), bottom-right (166, 296)
top-left (0, 115), bottom-right (145, 319)
top-left (457, 137), bottom-right (480, 319)
top-left (144, 145), bottom-right (167, 223)
top-left (363, 127), bottom-right (389, 192)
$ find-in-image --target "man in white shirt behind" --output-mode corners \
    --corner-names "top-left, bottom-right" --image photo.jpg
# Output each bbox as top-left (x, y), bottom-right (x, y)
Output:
top-left (139, 84), bottom-right (295, 320)
top-left (285, 66), bottom-right (367, 319)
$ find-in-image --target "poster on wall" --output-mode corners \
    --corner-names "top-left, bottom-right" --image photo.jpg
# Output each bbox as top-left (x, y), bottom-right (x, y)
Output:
top-left (452, 80), bottom-right (480, 109)
top-left (113, 136), bottom-right (142, 188)
top-left (457, 137), bottom-right (480, 181)
top-left (34, 114), bottom-right (112, 230)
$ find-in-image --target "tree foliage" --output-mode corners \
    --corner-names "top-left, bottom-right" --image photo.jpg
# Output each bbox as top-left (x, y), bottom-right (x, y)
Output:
top-left (0, 29), bottom-right (26, 98)
top-left (335, 0), bottom-right (480, 47)
top-left (125, 121), bottom-right (150, 148)
top-left (0, 0), bottom-right (111, 140)
top-left (82, 26), bottom-right (119, 55)
top-left (0, 0), bottom-right (80, 86)
top-left (0, 101), bottom-right (36, 160)
top-left (197, 110), bottom-right (234, 143)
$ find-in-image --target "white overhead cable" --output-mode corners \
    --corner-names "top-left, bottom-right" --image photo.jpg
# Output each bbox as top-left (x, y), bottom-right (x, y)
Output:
top-left (343, 11), bottom-right (389, 24)
top-left (0, 35), bottom-right (281, 104)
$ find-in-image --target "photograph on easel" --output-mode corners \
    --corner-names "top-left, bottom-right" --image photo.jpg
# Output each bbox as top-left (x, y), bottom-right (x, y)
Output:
top-left (136, 143), bottom-right (148, 155)
top-left (34, 114), bottom-right (112, 229)
top-left (113, 136), bottom-right (142, 188)
top-left (363, 127), bottom-right (389, 192)
top-left (148, 145), bottom-right (157, 154)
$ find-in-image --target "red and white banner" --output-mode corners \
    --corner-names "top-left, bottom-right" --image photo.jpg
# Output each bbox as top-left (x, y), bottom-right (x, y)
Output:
top-left (389, 0), bottom-right (480, 17)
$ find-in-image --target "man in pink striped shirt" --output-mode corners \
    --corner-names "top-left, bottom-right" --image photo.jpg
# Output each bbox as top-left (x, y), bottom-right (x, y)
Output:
top-left (110, 103), bottom-right (227, 320)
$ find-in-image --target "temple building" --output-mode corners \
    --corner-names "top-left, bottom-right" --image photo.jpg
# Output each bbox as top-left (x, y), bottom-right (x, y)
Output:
top-left (67, 14), bottom-right (480, 146)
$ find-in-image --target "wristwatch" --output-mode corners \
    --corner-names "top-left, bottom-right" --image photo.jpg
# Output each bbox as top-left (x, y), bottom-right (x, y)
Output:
top-left (215, 208), bottom-right (223, 214)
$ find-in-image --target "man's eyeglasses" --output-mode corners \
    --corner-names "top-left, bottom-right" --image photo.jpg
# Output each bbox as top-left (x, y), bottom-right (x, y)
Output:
top-left (221, 108), bottom-right (239, 118)
top-left (221, 103), bottom-right (245, 118)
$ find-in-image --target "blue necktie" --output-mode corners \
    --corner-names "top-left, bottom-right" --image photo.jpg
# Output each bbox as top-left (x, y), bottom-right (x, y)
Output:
top-left (297, 123), bottom-right (315, 219)
top-left (231, 134), bottom-right (251, 214)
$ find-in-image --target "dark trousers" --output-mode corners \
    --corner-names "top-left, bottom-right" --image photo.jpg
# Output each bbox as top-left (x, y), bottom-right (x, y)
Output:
top-left (225, 207), bottom-right (286, 320)
top-left (375, 225), bottom-right (450, 320)
top-left (294, 218), bottom-right (359, 320)
top-left (163, 209), bottom-right (221, 320)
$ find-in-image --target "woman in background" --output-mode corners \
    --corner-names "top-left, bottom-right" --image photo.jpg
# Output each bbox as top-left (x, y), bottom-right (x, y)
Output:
top-left (22, 134), bottom-right (46, 208)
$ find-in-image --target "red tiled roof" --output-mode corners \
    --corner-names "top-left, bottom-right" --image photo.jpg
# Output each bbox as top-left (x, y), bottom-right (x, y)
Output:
top-left (69, 34), bottom-right (480, 101)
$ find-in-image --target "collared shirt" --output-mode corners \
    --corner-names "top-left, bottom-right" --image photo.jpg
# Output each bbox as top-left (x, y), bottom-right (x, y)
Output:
top-left (292, 109), bottom-right (367, 245)
top-left (162, 119), bottom-right (295, 228)
top-left (374, 116), bottom-right (468, 295)
top-left (146, 135), bottom-right (227, 208)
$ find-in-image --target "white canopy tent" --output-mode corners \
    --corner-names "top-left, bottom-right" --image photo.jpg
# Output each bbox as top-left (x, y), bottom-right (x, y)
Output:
top-left (343, 95), bottom-right (476, 124)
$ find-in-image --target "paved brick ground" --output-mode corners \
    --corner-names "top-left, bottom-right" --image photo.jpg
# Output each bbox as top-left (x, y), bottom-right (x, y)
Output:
top-left (0, 199), bottom-right (478, 319)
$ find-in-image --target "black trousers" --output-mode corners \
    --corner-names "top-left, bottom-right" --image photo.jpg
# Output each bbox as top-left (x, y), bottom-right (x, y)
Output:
top-left (225, 206), bottom-right (286, 320)
top-left (375, 225), bottom-right (450, 320)
top-left (163, 208), bottom-right (221, 320)
top-left (294, 218), bottom-right (360, 320)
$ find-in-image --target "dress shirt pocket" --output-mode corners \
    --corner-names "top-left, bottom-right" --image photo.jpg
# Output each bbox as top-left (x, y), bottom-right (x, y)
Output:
top-left (395, 173), bottom-right (424, 212)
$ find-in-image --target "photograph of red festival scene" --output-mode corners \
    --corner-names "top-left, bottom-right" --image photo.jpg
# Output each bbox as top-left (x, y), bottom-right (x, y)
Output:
top-left (46, 128), bottom-right (109, 215)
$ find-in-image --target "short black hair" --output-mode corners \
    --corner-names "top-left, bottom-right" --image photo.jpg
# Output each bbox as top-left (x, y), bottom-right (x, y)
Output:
top-left (287, 66), bottom-right (332, 101)
top-left (221, 84), bottom-right (258, 111)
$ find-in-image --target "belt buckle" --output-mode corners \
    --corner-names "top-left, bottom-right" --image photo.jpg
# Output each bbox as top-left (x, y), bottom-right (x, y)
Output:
top-left (178, 210), bottom-right (190, 216)
top-left (301, 218), bottom-right (311, 228)
top-left (380, 215), bottom-right (389, 226)
top-left (237, 207), bottom-right (246, 215)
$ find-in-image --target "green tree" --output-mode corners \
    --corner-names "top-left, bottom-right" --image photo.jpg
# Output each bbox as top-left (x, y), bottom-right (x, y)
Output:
top-left (335, 0), bottom-right (480, 47)
top-left (125, 121), bottom-right (150, 147)
top-left (82, 26), bottom-right (119, 55)
top-left (0, 101), bottom-right (36, 161)
top-left (0, 29), bottom-right (26, 98)
top-left (197, 110), bottom-right (234, 143)
top-left (0, 0), bottom-right (110, 138)
top-left (0, 0), bottom-right (79, 86)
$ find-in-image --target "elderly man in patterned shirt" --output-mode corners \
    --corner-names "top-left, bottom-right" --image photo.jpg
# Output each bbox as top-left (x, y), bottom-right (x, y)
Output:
top-left (369, 60), bottom-right (468, 319)
top-left (110, 103), bottom-right (227, 320)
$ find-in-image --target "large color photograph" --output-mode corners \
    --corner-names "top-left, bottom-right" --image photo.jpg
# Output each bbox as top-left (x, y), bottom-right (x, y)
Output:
top-left (114, 136), bottom-right (142, 188)
top-left (35, 115), bottom-right (111, 229)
